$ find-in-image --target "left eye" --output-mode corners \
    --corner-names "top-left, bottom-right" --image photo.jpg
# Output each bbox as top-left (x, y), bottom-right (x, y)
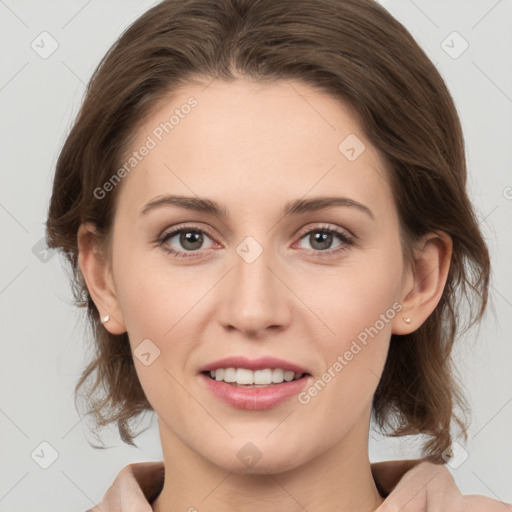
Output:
top-left (295, 227), bottom-right (351, 252)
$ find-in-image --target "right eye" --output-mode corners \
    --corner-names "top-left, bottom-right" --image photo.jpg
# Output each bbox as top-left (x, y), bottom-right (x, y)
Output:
top-left (158, 225), bottom-right (217, 258)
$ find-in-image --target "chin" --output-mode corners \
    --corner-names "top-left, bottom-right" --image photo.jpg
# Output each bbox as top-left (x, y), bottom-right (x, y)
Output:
top-left (206, 441), bottom-right (310, 475)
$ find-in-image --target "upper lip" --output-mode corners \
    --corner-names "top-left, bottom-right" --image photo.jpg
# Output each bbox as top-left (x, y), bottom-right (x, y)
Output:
top-left (198, 356), bottom-right (309, 375)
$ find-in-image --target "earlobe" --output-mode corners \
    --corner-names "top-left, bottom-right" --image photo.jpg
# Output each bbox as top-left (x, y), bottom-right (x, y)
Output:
top-left (77, 222), bottom-right (127, 334)
top-left (392, 231), bottom-right (452, 335)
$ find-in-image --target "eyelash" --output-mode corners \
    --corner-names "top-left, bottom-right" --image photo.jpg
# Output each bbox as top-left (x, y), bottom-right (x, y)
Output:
top-left (155, 223), bottom-right (354, 259)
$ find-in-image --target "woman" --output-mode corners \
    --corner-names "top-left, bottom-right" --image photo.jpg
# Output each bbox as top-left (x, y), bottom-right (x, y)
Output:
top-left (46, 0), bottom-right (508, 510)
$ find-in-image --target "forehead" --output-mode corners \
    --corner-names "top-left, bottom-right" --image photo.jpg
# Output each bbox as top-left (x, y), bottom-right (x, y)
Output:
top-left (116, 79), bottom-right (393, 219)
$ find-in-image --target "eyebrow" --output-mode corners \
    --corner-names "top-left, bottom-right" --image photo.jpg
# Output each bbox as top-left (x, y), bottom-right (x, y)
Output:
top-left (140, 194), bottom-right (375, 220)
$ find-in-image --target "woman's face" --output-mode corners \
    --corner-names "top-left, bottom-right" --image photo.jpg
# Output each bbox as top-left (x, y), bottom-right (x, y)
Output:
top-left (105, 79), bottom-right (412, 473)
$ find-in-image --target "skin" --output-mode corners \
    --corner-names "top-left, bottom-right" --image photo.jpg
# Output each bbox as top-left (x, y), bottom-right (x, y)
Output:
top-left (78, 78), bottom-right (454, 512)
top-left (90, 459), bottom-right (512, 512)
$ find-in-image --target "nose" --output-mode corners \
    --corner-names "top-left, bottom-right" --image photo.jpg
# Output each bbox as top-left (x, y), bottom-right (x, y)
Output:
top-left (215, 242), bottom-right (292, 337)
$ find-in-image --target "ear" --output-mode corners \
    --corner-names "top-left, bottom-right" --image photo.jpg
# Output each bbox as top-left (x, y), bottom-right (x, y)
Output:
top-left (77, 222), bottom-right (126, 334)
top-left (392, 231), bottom-right (452, 335)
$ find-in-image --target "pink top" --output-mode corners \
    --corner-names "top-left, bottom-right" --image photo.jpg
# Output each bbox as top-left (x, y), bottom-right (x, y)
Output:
top-left (85, 463), bottom-right (165, 511)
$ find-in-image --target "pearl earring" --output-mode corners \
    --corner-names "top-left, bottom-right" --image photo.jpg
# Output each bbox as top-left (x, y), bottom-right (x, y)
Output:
top-left (403, 316), bottom-right (411, 324)
top-left (101, 315), bottom-right (110, 324)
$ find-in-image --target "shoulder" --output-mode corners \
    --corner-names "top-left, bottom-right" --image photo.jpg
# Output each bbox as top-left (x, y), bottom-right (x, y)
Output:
top-left (462, 495), bottom-right (512, 511)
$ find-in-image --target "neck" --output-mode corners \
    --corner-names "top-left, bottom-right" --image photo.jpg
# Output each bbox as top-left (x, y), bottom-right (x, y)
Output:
top-left (152, 411), bottom-right (384, 512)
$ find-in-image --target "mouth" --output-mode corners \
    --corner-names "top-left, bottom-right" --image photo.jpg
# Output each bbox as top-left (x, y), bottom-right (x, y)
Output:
top-left (199, 370), bottom-right (311, 410)
top-left (197, 356), bottom-right (312, 410)
top-left (201, 368), bottom-right (309, 387)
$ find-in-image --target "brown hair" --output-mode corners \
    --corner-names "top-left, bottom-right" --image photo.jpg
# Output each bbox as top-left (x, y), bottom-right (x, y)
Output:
top-left (46, 0), bottom-right (490, 459)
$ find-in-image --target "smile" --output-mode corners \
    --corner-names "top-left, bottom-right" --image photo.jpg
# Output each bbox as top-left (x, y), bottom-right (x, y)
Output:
top-left (200, 372), bottom-right (311, 410)
top-left (207, 367), bottom-right (305, 386)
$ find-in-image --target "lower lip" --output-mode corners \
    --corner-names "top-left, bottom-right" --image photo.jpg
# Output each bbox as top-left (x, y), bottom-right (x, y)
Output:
top-left (200, 373), bottom-right (310, 410)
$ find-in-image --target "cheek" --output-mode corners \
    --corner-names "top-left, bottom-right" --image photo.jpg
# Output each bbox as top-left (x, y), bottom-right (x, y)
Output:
top-left (298, 300), bottom-right (395, 445)
top-left (308, 255), bottom-right (402, 348)
top-left (112, 250), bottom-right (213, 405)
top-left (299, 251), bottom-right (402, 407)
top-left (113, 245), bottom-right (205, 340)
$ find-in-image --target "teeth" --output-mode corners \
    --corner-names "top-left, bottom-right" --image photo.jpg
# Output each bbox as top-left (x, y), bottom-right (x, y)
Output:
top-left (208, 367), bottom-right (303, 385)
top-left (236, 368), bottom-right (254, 385)
top-left (223, 367), bottom-right (236, 382)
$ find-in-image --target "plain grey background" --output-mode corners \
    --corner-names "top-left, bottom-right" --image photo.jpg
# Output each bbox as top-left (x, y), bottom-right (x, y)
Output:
top-left (1, 0), bottom-right (511, 510)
